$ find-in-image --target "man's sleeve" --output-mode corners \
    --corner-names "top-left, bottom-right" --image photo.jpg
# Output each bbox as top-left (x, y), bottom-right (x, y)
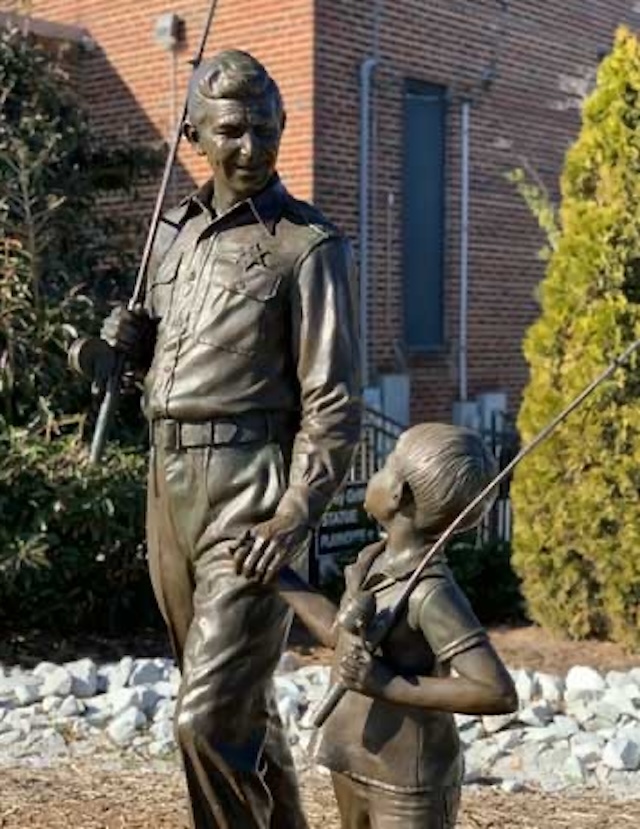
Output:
top-left (410, 574), bottom-right (488, 664)
top-left (275, 235), bottom-right (362, 527)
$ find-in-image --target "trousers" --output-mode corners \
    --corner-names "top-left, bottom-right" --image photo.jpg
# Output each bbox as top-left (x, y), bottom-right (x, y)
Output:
top-left (147, 439), bottom-right (308, 829)
top-left (331, 773), bottom-right (460, 829)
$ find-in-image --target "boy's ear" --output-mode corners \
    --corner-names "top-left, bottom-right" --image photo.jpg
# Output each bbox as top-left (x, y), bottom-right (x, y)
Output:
top-left (398, 481), bottom-right (414, 512)
top-left (389, 479), bottom-right (412, 514)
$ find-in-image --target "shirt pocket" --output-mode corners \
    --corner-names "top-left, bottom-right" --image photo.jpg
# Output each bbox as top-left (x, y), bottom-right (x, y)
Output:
top-left (146, 253), bottom-right (181, 320)
top-left (195, 253), bottom-right (282, 355)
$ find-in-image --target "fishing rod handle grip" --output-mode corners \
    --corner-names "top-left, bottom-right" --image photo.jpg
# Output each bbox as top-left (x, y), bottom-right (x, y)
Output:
top-left (313, 682), bottom-right (347, 728)
top-left (89, 352), bottom-right (125, 464)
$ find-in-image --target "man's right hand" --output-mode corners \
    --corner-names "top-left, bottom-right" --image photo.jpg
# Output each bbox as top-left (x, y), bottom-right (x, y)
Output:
top-left (100, 304), bottom-right (156, 364)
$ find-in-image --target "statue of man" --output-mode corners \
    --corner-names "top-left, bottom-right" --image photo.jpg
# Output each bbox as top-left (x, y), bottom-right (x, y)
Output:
top-left (102, 49), bottom-right (361, 829)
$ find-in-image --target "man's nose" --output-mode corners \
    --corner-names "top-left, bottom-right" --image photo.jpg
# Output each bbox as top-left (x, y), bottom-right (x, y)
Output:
top-left (239, 130), bottom-right (256, 157)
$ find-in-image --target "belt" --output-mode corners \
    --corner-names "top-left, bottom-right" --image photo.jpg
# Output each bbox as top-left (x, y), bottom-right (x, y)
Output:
top-left (150, 412), bottom-right (289, 451)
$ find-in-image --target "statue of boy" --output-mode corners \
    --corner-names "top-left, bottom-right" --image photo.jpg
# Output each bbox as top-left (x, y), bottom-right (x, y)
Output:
top-left (279, 423), bottom-right (518, 829)
top-left (101, 50), bottom-right (360, 829)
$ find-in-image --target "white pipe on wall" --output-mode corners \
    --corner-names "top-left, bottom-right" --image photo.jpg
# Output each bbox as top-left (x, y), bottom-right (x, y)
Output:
top-left (459, 98), bottom-right (471, 403)
top-left (359, 56), bottom-right (378, 390)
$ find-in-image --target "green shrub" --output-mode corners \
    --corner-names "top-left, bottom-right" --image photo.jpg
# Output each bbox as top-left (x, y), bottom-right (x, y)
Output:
top-left (511, 27), bottom-right (640, 648)
top-left (0, 429), bottom-right (156, 634)
top-left (448, 538), bottom-right (524, 625)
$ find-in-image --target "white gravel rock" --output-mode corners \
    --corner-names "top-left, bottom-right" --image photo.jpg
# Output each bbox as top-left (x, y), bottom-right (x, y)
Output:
top-left (57, 695), bottom-right (84, 718)
top-left (0, 729), bottom-right (22, 747)
top-left (606, 670), bottom-right (636, 689)
top-left (536, 672), bottom-right (565, 706)
top-left (2, 656), bottom-right (640, 796)
top-left (563, 755), bottom-right (587, 784)
top-left (128, 659), bottom-right (165, 686)
top-left (153, 698), bottom-right (176, 722)
top-left (547, 715), bottom-right (580, 740)
top-left (565, 666), bottom-right (606, 698)
top-left (602, 738), bottom-right (640, 771)
top-left (97, 656), bottom-right (133, 693)
top-left (512, 669), bottom-right (539, 705)
top-left (136, 686), bottom-right (164, 717)
top-left (482, 712), bottom-right (517, 735)
top-left (41, 667), bottom-right (73, 698)
top-left (500, 778), bottom-right (526, 793)
top-left (65, 658), bottom-right (98, 698)
top-left (570, 732), bottom-right (604, 767)
top-left (106, 688), bottom-right (139, 717)
top-left (14, 682), bottom-right (42, 706)
top-left (32, 662), bottom-right (59, 679)
top-left (459, 722), bottom-right (485, 746)
top-left (518, 701), bottom-right (555, 728)
top-left (107, 706), bottom-right (147, 747)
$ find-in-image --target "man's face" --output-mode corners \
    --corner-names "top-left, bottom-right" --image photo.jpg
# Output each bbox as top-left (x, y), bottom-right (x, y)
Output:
top-left (190, 92), bottom-right (283, 206)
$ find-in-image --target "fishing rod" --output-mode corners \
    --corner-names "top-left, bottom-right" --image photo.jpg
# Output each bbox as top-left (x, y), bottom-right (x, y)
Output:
top-left (313, 335), bottom-right (640, 726)
top-left (71, 0), bottom-right (220, 463)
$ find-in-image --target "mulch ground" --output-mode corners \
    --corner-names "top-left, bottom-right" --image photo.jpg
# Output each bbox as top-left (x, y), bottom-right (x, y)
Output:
top-left (1, 763), bottom-right (640, 828)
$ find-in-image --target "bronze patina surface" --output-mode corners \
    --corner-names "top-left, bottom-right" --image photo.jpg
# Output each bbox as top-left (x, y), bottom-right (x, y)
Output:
top-left (279, 424), bottom-right (517, 829)
top-left (101, 50), bottom-right (361, 829)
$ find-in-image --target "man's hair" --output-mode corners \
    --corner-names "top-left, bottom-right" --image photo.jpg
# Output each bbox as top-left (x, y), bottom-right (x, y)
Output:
top-left (187, 49), bottom-right (285, 127)
top-left (394, 423), bottom-right (498, 535)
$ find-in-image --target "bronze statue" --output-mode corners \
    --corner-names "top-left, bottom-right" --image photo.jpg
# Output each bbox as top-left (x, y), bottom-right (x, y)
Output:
top-left (279, 423), bottom-right (518, 829)
top-left (100, 50), bottom-right (361, 829)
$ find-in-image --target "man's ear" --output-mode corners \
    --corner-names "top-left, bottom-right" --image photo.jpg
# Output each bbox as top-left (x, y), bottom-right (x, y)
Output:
top-left (183, 121), bottom-right (203, 152)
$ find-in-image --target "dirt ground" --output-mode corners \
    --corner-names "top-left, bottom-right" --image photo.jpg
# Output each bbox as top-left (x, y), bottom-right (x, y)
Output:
top-left (2, 763), bottom-right (640, 828)
top-left (1, 624), bottom-right (640, 828)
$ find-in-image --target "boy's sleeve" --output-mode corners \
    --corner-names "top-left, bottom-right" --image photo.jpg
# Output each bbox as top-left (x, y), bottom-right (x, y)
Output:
top-left (408, 573), bottom-right (488, 663)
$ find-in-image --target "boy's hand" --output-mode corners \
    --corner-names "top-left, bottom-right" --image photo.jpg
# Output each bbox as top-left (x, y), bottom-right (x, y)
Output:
top-left (339, 640), bottom-right (394, 699)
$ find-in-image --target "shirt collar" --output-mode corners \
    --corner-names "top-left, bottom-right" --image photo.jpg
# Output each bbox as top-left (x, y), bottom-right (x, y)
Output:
top-left (363, 542), bottom-right (444, 587)
top-left (182, 174), bottom-right (286, 235)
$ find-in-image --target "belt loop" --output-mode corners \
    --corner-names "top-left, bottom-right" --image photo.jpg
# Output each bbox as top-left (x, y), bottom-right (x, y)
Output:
top-left (175, 420), bottom-right (182, 452)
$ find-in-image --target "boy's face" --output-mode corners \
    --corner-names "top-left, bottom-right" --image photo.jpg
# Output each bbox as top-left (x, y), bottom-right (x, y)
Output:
top-left (189, 92), bottom-right (282, 204)
top-left (364, 451), bottom-right (404, 526)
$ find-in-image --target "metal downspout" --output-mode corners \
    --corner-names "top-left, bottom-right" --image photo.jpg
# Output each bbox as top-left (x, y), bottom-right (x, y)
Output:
top-left (359, 56), bottom-right (378, 390)
top-left (459, 98), bottom-right (471, 402)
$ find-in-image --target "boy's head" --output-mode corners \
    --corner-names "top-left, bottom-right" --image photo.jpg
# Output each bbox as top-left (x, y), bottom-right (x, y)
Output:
top-left (184, 50), bottom-right (285, 202)
top-left (364, 423), bottom-right (498, 536)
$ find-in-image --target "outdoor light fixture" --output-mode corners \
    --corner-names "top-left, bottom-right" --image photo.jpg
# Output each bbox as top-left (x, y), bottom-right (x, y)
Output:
top-left (154, 12), bottom-right (185, 51)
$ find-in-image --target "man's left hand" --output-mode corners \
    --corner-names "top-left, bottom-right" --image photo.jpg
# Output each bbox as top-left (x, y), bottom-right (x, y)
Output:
top-left (229, 514), bottom-right (309, 583)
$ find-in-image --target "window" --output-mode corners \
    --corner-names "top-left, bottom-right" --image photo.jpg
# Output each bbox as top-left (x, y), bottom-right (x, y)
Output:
top-left (402, 80), bottom-right (446, 350)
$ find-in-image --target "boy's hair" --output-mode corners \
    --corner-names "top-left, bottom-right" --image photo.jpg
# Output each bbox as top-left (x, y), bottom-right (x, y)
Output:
top-left (187, 49), bottom-right (285, 127)
top-left (395, 423), bottom-right (498, 535)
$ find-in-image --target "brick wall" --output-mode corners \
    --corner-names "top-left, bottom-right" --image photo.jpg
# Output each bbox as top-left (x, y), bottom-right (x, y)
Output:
top-left (314, 0), bottom-right (640, 422)
top-left (10, 0), bottom-right (640, 423)
top-left (25, 0), bottom-right (315, 218)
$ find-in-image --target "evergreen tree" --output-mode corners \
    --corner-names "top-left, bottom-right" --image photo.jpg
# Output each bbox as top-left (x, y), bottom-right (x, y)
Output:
top-left (511, 27), bottom-right (640, 647)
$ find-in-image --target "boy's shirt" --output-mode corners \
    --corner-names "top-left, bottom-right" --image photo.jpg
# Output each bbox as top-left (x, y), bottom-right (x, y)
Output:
top-left (314, 540), bottom-right (487, 792)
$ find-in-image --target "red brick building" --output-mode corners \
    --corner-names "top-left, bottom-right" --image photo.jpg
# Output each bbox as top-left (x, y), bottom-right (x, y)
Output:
top-left (6, 0), bottom-right (639, 426)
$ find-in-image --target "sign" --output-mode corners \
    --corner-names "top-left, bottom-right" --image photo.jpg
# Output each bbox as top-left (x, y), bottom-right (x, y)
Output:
top-left (312, 482), bottom-right (379, 586)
